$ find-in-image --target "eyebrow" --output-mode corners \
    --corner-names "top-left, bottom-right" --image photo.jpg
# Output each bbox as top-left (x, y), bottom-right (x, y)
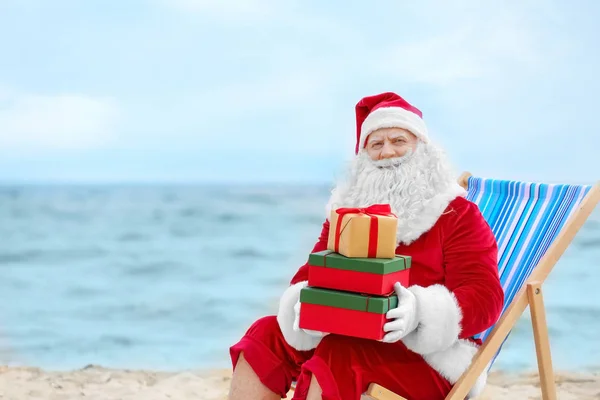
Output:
top-left (367, 136), bottom-right (384, 143)
top-left (389, 132), bottom-right (409, 140)
top-left (368, 132), bottom-right (409, 143)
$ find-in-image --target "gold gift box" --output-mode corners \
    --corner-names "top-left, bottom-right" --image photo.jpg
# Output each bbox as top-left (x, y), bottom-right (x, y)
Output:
top-left (327, 208), bottom-right (398, 258)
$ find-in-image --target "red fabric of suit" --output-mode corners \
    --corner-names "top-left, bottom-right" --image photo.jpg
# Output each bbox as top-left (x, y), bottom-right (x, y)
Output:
top-left (230, 196), bottom-right (504, 400)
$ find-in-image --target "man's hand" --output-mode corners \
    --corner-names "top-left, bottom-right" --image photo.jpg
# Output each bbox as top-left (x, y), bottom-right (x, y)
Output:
top-left (382, 282), bottom-right (419, 343)
top-left (293, 300), bottom-right (328, 338)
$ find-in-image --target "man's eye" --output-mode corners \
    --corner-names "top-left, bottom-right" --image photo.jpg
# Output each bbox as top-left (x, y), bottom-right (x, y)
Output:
top-left (394, 138), bottom-right (406, 144)
top-left (372, 143), bottom-right (383, 149)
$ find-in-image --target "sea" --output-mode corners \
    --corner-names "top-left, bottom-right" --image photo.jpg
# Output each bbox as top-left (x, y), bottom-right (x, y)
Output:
top-left (0, 184), bottom-right (599, 373)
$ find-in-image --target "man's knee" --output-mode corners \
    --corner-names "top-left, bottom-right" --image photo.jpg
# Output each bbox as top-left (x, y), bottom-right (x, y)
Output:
top-left (315, 334), bottom-right (360, 358)
top-left (231, 316), bottom-right (281, 368)
top-left (294, 336), bottom-right (360, 400)
top-left (245, 315), bottom-right (282, 341)
top-left (230, 315), bottom-right (308, 397)
top-left (309, 334), bottom-right (365, 379)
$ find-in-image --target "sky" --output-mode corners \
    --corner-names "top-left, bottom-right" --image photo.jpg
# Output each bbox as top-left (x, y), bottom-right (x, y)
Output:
top-left (0, 0), bottom-right (599, 184)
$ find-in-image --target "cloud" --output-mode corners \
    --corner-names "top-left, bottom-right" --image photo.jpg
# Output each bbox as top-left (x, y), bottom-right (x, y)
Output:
top-left (376, 3), bottom-right (545, 87)
top-left (0, 89), bottom-right (119, 151)
top-left (193, 70), bottom-right (330, 117)
top-left (140, 67), bottom-right (340, 154)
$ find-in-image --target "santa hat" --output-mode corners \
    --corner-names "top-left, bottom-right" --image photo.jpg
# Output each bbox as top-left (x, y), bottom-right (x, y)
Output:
top-left (355, 92), bottom-right (429, 154)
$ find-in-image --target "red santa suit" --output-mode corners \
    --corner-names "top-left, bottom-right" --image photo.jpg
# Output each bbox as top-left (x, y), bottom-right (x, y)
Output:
top-left (229, 92), bottom-right (504, 400)
top-left (230, 196), bottom-right (504, 400)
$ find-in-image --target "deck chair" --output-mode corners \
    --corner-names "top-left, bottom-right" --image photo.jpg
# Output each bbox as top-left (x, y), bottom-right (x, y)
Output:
top-left (366, 172), bottom-right (600, 400)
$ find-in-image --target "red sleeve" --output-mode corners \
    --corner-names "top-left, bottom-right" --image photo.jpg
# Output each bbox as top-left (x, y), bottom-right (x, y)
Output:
top-left (290, 219), bottom-right (330, 285)
top-left (443, 198), bottom-right (504, 339)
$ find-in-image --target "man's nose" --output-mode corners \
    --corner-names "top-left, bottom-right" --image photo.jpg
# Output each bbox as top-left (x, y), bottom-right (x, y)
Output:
top-left (380, 142), bottom-right (395, 159)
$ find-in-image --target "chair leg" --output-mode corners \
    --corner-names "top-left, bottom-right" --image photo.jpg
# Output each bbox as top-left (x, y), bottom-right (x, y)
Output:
top-left (527, 282), bottom-right (557, 400)
top-left (367, 281), bottom-right (557, 400)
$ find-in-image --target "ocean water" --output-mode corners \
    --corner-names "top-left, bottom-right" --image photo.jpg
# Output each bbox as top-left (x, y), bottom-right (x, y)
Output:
top-left (0, 184), bottom-right (599, 373)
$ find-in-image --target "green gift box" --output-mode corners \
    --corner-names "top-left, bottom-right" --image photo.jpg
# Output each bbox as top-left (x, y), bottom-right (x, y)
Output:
top-left (307, 250), bottom-right (411, 295)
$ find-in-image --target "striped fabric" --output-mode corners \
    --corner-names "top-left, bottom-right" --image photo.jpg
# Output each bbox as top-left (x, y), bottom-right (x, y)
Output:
top-left (465, 176), bottom-right (592, 350)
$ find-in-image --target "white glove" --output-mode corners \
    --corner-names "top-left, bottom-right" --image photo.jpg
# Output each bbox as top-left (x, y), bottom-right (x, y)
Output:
top-left (382, 282), bottom-right (419, 343)
top-left (293, 301), bottom-right (328, 338)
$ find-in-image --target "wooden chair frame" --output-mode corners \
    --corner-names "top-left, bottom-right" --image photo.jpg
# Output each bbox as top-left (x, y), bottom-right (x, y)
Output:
top-left (366, 172), bottom-right (600, 400)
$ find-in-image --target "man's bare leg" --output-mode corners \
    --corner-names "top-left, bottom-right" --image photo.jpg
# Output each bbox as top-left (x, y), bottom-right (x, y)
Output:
top-left (306, 374), bottom-right (323, 400)
top-left (228, 353), bottom-right (279, 400)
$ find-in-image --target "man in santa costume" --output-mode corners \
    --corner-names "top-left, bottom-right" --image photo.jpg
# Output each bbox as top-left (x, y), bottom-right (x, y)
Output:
top-left (228, 92), bottom-right (504, 400)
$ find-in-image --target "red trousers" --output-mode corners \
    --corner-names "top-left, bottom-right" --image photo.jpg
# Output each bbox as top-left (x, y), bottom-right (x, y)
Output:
top-left (230, 316), bottom-right (452, 400)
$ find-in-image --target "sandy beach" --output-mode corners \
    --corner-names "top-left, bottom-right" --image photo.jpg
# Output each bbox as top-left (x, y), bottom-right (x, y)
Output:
top-left (1, 365), bottom-right (599, 399)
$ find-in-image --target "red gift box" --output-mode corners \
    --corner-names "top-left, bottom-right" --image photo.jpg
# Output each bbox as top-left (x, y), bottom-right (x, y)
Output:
top-left (307, 250), bottom-right (411, 296)
top-left (299, 287), bottom-right (398, 340)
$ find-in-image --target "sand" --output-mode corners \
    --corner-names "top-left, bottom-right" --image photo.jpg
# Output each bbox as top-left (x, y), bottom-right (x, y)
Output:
top-left (1, 365), bottom-right (599, 399)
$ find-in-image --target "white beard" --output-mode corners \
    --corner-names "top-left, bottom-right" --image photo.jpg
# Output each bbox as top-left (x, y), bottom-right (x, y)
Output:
top-left (326, 141), bottom-right (466, 245)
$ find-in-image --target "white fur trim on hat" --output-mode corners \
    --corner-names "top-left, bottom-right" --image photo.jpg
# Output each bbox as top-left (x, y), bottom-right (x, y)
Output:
top-left (360, 106), bottom-right (429, 149)
top-left (276, 281), bottom-right (323, 351)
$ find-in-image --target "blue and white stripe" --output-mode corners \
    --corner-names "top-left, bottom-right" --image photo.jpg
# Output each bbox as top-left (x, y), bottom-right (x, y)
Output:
top-left (465, 177), bottom-right (592, 352)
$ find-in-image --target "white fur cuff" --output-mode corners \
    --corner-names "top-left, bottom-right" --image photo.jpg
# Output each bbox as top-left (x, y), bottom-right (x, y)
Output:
top-left (276, 281), bottom-right (323, 351)
top-left (401, 284), bottom-right (462, 354)
top-left (424, 339), bottom-right (489, 398)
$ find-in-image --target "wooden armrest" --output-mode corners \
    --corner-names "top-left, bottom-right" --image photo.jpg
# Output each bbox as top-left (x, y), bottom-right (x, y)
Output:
top-left (365, 383), bottom-right (408, 400)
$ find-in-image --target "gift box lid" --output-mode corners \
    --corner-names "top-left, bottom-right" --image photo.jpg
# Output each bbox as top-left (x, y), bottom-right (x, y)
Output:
top-left (300, 287), bottom-right (398, 314)
top-left (308, 250), bottom-right (411, 274)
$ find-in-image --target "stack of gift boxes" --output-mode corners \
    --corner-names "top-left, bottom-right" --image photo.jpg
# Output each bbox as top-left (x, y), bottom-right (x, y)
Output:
top-left (298, 204), bottom-right (412, 341)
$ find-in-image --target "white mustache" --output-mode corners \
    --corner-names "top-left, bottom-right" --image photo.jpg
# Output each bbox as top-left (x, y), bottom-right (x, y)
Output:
top-left (369, 149), bottom-right (415, 169)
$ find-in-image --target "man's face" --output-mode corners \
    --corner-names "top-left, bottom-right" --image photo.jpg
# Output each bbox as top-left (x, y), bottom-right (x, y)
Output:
top-left (365, 127), bottom-right (418, 161)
